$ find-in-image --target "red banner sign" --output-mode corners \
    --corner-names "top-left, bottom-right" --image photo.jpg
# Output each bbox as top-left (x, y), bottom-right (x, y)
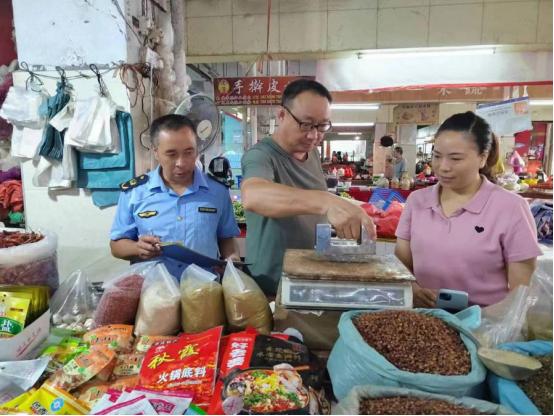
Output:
top-left (214, 76), bottom-right (313, 106)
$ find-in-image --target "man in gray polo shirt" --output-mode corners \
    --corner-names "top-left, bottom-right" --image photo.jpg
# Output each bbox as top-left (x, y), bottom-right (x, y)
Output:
top-left (241, 79), bottom-right (376, 295)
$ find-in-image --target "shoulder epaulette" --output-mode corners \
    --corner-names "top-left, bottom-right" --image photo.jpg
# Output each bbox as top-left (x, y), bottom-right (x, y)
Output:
top-left (120, 174), bottom-right (148, 192)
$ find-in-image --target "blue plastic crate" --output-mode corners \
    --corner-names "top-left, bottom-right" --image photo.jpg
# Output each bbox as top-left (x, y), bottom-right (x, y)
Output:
top-left (369, 188), bottom-right (406, 210)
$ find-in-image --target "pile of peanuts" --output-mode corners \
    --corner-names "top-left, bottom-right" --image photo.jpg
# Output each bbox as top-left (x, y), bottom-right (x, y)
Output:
top-left (353, 311), bottom-right (471, 375)
top-left (359, 397), bottom-right (485, 415)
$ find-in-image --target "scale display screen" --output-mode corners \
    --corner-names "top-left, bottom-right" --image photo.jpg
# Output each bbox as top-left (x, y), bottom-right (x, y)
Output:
top-left (288, 285), bottom-right (407, 307)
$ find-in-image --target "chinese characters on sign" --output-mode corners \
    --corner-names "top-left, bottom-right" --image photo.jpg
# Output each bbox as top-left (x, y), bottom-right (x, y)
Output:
top-left (214, 76), bottom-right (315, 106)
top-left (393, 103), bottom-right (439, 124)
top-left (476, 97), bottom-right (533, 136)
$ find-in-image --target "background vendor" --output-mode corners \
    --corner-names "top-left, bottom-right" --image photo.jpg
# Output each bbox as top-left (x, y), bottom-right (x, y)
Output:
top-left (110, 114), bottom-right (240, 278)
top-left (395, 111), bottom-right (542, 307)
top-left (241, 79), bottom-right (376, 295)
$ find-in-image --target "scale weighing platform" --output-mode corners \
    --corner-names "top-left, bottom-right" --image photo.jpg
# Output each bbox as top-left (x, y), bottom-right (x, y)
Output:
top-left (280, 248), bottom-right (415, 310)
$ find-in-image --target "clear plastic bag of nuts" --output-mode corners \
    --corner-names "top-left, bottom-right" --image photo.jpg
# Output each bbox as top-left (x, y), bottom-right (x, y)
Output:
top-left (50, 269), bottom-right (98, 333)
top-left (0, 229), bottom-right (59, 292)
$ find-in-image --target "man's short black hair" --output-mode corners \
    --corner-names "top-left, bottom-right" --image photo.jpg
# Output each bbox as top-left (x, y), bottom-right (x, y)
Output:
top-left (394, 146), bottom-right (403, 154)
top-left (281, 78), bottom-right (332, 108)
top-left (150, 114), bottom-right (196, 147)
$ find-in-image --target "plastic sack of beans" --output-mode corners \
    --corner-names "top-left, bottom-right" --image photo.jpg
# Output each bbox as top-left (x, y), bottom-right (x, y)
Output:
top-left (334, 385), bottom-right (511, 415)
top-left (93, 262), bottom-right (155, 327)
top-left (0, 228), bottom-right (59, 292)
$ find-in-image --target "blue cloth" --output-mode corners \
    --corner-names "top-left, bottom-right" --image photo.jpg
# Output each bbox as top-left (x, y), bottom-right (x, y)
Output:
top-left (91, 190), bottom-right (120, 208)
top-left (488, 340), bottom-right (552, 415)
top-left (78, 111), bottom-right (134, 189)
top-left (530, 202), bottom-right (553, 244)
top-left (327, 309), bottom-right (487, 400)
top-left (39, 81), bottom-right (71, 161)
top-left (110, 165), bottom-right (240, 278)
top-left (393, 157), bottom-right (406, 179)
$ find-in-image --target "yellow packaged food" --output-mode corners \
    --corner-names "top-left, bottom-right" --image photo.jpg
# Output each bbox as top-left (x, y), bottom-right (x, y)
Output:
top-left (0, 292), bottom-right (31, 337)
top-left (1, 389), bottom-right (36, 409)
top-left (16, 384), bottom-right (89, 415)
top-left (0, 285), bottom-right (49, 325)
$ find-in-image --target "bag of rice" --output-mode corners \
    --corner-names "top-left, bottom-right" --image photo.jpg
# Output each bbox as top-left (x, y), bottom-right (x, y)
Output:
top-left (134, 262), bottom-right (181, 336)
top-left (222, 260), bottom-right (272, 334)
top-left (180, 265), bottom-right (225, 333)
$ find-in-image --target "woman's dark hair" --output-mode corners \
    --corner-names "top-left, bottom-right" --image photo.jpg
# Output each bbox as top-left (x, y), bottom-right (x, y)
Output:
top-left (281, 79), bottom-right (332, 107)
top-left (435, 111), bottom-right (499, 182)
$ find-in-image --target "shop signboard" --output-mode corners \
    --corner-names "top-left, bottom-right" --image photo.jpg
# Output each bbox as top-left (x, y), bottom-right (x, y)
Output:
top-left (393, 103), bottom-right (439, 124)
top-left (214, 76), bottom-right (314, 106)
top-left (476, 97), bottom-right (533, 136)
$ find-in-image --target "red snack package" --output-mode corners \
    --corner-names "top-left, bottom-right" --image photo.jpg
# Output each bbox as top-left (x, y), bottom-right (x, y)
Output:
top-left (139, 326), bottom-right (223, 409)
top-left (209, 330), bottom-right (329, 415)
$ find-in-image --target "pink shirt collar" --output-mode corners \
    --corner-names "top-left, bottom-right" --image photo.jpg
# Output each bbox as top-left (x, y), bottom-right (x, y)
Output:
top-left (426, 176), bottom-right (496, 214)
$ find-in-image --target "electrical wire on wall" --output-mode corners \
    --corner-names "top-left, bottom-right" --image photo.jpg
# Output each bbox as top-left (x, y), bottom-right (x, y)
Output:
top-left (19, 62), bottom-right (157, 151)
top-left (117, 63), bottom-right (158, 150)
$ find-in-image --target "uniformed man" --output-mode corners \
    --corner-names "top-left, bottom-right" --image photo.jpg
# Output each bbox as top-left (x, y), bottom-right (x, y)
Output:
top-left (110, 114), bottom-right (240, 278)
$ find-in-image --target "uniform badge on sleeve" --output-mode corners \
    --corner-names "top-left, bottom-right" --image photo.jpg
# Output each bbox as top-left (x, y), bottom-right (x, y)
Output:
top-left (120, 174), bottom-right (148, 192)
top-left (138, 210), bottom-right (158, 218)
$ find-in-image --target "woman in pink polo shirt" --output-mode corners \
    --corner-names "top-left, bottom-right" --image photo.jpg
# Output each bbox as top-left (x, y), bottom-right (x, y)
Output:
top-left (395, 112), bottom-right (541, 307)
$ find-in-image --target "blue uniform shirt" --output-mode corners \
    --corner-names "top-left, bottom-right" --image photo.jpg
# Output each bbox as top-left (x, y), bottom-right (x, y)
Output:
top-left (110, 166), bottom-right (240, 278)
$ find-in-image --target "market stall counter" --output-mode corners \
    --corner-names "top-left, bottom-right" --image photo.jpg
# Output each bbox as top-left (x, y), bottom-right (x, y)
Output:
top-left (0, 226), bottom-right (552, 415)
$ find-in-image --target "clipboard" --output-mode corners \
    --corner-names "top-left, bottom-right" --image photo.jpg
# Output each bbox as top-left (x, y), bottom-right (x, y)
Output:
top-left (160, 241), bottom-right (247, 268)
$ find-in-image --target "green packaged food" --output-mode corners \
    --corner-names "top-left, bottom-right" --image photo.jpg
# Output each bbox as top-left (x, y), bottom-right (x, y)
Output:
top-left (0, 292), bottom-right (31, 337)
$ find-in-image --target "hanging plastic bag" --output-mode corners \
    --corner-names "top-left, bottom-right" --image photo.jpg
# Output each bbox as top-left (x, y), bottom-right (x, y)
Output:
top-left (50, 269), bottom-right (97, 333)
top-left (327, 309), bottom-right (486, 400)
top-left (222, 259), bottom-right (272, 334)
top-left (333, 384), bottom-right (512, 415)
top-left (474, 285), bottom-right (532, 348)
top-left (526, 270), bottom-right (553, 341)
top-left (0, 86), bottom-right (47, 129)
top-left (93, 262), bottom-right (155, 327)
top-left (488, 340), bottom-right (552, 415)
top-left (180, 264), bottom-right (225, 333)
top-left (65, 96), bottom-right (117, 153)
top-left (10, 126), bottom-right (43, 159)
top-left (135, 262), bottom-right (181, 336)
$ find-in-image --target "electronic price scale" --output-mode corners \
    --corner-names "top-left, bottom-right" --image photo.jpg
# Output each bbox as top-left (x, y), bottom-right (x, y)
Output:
top-left (280, 224), bottom-right (415, 310)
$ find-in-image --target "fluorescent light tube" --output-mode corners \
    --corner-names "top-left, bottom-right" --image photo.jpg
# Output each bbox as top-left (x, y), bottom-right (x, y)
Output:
top-left (331, 104), bottom-right (380, 110)
top-left (529, 100), bottom-right (553, 106)
top-left (337, 132), bottom-right (363, 135)
top-left (333, 122), bottom-right (375, 127)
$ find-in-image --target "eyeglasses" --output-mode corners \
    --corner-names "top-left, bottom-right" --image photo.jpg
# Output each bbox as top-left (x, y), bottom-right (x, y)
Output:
top-left (283, 106), bottom-right (332, 133)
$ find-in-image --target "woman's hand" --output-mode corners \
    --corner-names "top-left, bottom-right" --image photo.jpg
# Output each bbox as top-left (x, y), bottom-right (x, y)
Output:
top-left (412, 282), bottom-right (438, 308)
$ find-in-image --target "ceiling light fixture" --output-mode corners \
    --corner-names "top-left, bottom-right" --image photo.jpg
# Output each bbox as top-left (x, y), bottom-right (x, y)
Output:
top-left (357, 45), bottom-right (496, 59)
top-left (337, 132), bottom-right (363, 135)
top-left (529, 100), bottom-right (553, 106)
top-left (333, 122), bottom-right (375, 127)
top-left (331, 103), bottom-right (380, 110)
